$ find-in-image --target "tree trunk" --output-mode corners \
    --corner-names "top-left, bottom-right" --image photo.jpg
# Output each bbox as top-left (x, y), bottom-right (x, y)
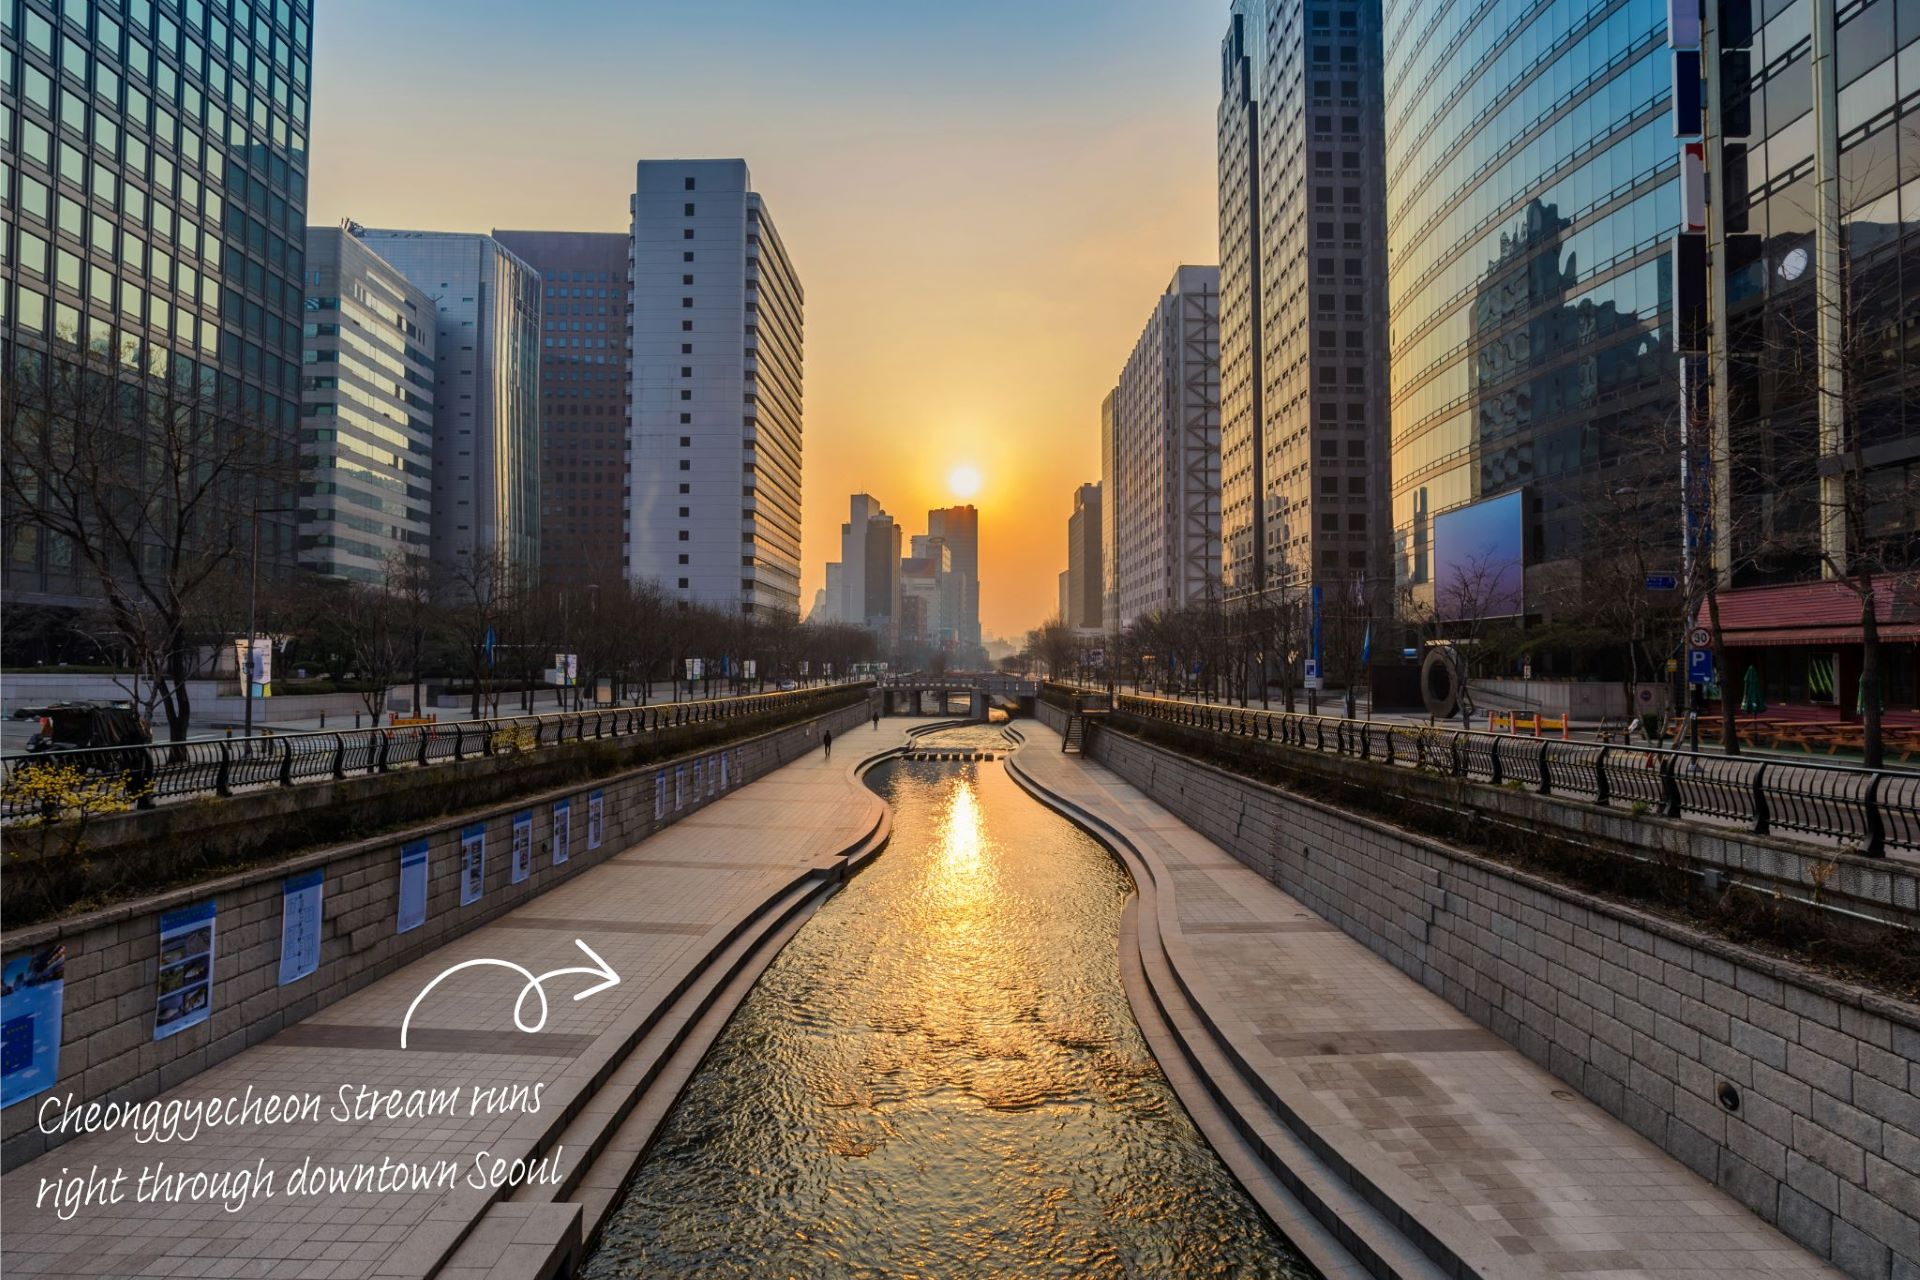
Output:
top-left (1705, 588), bottom-right (1739, 755)
top-left (1859, 573), bottom-right (1883, 768)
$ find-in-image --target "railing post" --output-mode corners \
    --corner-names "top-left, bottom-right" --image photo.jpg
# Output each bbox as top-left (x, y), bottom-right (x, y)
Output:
top-left (377, 730), bottom-right (391, 774)
top-left (1751, 763), bottom-right (1769, 836)
top-left (1360, 723), bottom-right (1371, 761)
top-left (417, 727), bottom-right (431, 767)
top-left (332, 734), bottom-right (346, 780)
top-left (1595, 746), bottom-right (1610, 806)
top-left (1863, 773), bottom-right (1885, 857)
top-left (278, 738), bottom-right (294, 788)
top-left (455, 725), bottom-right (467, 762)
top-left (216, 741), bottom-right (233, 796)
top-left (1489, 737), bottom-right (1503, 786)
top-left (1537, 739), bottom-right (1551, 795)
top-left (1660, 751), bottom-right (1682, 818)
top-left (1451, 736), bottom-right (1465, 777)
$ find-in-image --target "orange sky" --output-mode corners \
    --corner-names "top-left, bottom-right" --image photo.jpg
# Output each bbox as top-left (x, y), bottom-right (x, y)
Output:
top-left (307, 1), bottom-right (1220, 640)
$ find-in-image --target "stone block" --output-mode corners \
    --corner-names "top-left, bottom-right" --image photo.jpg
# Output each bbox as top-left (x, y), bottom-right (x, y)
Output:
top-left (1789, 1043), bottom-right (1856, 1103)
top-left (1777, 1185), bottom-right (1834, 1256)
top-left (1792, 1121), bottom-right (1864, 1190)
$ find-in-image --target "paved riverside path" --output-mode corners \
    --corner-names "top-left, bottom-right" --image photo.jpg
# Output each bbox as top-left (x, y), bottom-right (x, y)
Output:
top-left (1012, 734), bottom-right (1841, 1280)
top-left (0, 716), bottom-right (922, 1280)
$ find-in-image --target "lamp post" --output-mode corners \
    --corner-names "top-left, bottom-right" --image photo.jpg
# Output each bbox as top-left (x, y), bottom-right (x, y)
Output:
top-left (244, 506), bottom-right (298, 739)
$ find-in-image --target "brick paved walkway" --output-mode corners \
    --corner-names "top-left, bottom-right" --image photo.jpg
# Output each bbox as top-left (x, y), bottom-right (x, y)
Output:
top-left (0, 718), bottom-right (920, 1280)
top-left (1011, 735), bottom-right (1842, 1280)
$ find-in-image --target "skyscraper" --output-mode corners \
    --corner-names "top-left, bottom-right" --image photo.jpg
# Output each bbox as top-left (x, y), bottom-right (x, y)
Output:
top-left (627, 159), bottom-right (803, 617)
top-left (298, 226), bottom-right (434, 582)
top-left (1383, 0), bottom-right (1677, 617)
top-left (1102, 267), bottom-right (1221, 632)
top-left (4, 0), bottom-right (316, 608)
top-left (1218, 0), bottom-right (1392, 609)
top-left (927, 504), bottom-right (981, 657)
top-left (354, 229), bottom-right (543, 573)
top-left (492, 230), bottom-right (629, 586)
top-left (1065, 481), bottom-right (1103, 630)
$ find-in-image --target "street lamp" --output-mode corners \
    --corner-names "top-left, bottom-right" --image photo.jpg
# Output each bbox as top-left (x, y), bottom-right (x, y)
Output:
top-left (244, 505), bottom-right (299, 739)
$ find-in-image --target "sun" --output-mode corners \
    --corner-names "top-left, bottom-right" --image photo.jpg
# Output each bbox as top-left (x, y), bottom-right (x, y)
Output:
top-left (948, 464), bottom-right (984, 499)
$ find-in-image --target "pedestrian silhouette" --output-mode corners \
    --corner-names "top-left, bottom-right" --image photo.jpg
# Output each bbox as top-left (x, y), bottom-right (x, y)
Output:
top-left (872, 709), bottom-right (880, 730)
top-left (823, 728), bottom-right (833, 760)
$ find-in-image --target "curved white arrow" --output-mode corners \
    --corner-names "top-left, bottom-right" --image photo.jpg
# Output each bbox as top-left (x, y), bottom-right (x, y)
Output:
top-left (399, 939), bottom-right (621, 1049)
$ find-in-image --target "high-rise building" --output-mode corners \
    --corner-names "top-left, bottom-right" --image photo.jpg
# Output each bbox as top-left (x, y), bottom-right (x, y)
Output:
top-left (492, 230), bottom-right (628, 586)
top-left (1065, 481), bottom-right (1103, 630)
top-left (1218, 0), bottom-right (1392, 609)
top-left (927, 504), bottom-right (981, 655)
top-left (628, 159), bottom-right (803, 617)
top-left (354, 229), bottom-right (543, 573)
top-left (1383, 0), bottom-right (1677, 617)
top-left (297, 227), bottom-right (434, 582)
top-left (4, 0), bottom-right (316, 607)
top-left (1102, 266), bottom-right (1221, 632)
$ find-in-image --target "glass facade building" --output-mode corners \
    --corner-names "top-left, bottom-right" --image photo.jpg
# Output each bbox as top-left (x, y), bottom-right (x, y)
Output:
top-left (493, 229), bottom-right (630, 587)
top-left (1718, 0), bottom-right (1920, 581)
top-left (298, 225), bottom-right (433, 583)
top-left (1383, 0), bottom-right (1679, 612)
top-left (355, 229), bottom-right (543, 574)
top-left (2, 0), bottom-right (314, 606)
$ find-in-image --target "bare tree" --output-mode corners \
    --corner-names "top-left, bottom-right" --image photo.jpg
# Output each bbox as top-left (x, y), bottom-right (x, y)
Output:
top-left (3, 340), bottom-right (294, 741)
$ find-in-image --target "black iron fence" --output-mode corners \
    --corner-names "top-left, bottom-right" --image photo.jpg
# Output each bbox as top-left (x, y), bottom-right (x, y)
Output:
top-left (2, 683), bottom-right (870, 821)
top-left (1097, 690), bottom-right (1920, 858)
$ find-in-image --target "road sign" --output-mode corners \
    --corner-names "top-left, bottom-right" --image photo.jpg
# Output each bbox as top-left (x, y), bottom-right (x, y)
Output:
top-left (1689, 626), bottom-right (1711, 649)
top-left (1303, 658), bottom-right (1323, 691)
top-left (1645, 574), bottom-right (1678, 591)
top-left (1688, 648), bottom-right (1714, 686)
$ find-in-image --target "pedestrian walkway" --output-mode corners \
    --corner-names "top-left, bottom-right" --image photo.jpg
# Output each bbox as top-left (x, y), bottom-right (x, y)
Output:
top-left (1009, 730), bottom-right (1841, 1280)
top-left (0, 716), bottom-right (923, 1280)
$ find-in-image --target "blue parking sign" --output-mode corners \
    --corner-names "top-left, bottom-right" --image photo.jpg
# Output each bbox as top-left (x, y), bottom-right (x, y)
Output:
top-left (1687, 648), bottom-right (1714, 686)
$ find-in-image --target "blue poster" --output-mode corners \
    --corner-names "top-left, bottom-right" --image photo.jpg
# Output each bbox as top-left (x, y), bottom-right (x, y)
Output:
top-left (654, 773), bottom-right (666, 820)
top-left (1, 944), bottom-right (66, 1108)
top-left (552, 798), bottom-right (572, 866)
top-left (510, 810), bottom-right (533, 885)
top-left (277, 870), bottom-right (323, 985)
top-left (720, 752), bottom-right (730, 790)
top-left (155, 901), bottom-right (216, 1041)
top-left (397, 839), bottom-right (429, 934)
top-left (460, 823), bottom-right (487, 906)
top-left (675, 767), bottom-right (685, 811)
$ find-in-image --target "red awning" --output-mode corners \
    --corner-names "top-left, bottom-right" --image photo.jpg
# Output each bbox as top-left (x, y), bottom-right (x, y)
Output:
top-left (1720, 625), bottom-right (1920, 648)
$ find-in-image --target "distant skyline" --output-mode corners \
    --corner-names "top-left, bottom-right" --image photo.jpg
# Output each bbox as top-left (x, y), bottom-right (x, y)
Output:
top-left (306, 0), bottom-right (1221, 639)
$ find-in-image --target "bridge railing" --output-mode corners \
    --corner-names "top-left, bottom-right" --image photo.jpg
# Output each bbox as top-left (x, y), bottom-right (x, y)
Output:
top-left (1, 682), bottom-right (872, 820)
top-left (1099, 690), bottom-right (1919, 858)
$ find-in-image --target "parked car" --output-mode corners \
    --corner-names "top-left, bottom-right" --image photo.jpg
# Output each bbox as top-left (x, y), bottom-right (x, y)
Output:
top-left (777, 679), bottom-right (799, 691)
top-left (25, 702), bottom-right (152, 754)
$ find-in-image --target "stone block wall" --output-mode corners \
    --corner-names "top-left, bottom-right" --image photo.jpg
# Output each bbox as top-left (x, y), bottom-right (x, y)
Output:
top-left (0, 699), bottom-right (872, 1170)
top-left (1081, 721), bottom-right (1920, 1280)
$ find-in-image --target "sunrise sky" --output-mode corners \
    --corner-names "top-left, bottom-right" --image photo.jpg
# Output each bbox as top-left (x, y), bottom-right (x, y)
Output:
top-left (306, 0), bottom-right (1221, 640)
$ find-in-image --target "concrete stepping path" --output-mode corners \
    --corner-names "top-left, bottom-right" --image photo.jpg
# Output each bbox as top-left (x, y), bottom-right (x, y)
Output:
top-left (1008, 729), bottom-right (1843, 1280)
top-left (0, 718), bottom-right (923, 1280)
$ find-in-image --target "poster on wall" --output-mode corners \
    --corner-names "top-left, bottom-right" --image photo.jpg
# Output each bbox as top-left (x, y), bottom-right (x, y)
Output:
top-left (460, 823), bottom-right (487, 906)
top-left (154, 901), bottom-right (216, 1041)
top-left (674, 767), bottom-right (685, 811)
top-left (720, 752), bottom-right (730, 790)
top-left (692, 759), bottom-right (703, 800)
top-left (1, 944), bottom-right (66, 1108)
top-left (552, 798), bottom-right (572, 866)
top-left (654, 773), bottom-right (666, 820)
top-left (510, 810), bottom-right (533, 885)
top-left (586, 789), bottom-right (604, 850)
top-left (397, 839), bottom-right (429, 934)
top-left (706, 755), bottom-right (718, 797)
top-left (277, 870), bottom-right (323, 985)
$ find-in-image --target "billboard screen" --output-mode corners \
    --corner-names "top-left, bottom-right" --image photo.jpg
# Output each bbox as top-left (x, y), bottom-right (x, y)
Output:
top-left (1432, 490), bottom-right (1525, 622)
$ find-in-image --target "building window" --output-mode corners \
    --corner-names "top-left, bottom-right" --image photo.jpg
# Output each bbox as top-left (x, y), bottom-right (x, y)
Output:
top-left (684, 176), bottom-right (696, 190)
top-left (678, 530), bottom-right (690, 541)
top-left (684, 203), bottom-right (696, 216)
top-left (680, 413), bottom-right (691, 423)
top-left (679, 460), bottom-right (690, 471)
top-left (680, 436), bottom-right (691, 446)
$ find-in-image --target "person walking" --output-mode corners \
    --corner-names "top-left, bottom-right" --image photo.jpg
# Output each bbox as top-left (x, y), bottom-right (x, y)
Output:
top-left (872, 707), bottom-right (880, 731)
top-left (822, 728), bottom-right (833, 760)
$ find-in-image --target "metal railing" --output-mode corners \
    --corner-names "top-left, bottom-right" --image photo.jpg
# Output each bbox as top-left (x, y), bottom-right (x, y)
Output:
top-left (2, 683), bottom-right (871, 821)
top-left (1100, 690), bottom-right (1920, 858)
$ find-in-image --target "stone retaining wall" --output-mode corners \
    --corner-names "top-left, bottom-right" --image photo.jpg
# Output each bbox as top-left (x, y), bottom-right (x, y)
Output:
top-left (1062, 708), bottom-right (1920, 1280)
top-left (0, 699), bottom-right (873, 1171)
